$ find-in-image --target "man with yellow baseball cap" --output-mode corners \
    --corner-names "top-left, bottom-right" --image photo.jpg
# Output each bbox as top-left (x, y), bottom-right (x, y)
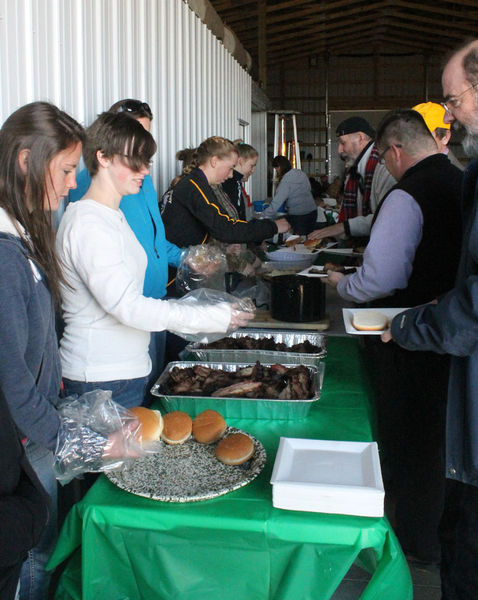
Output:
top-left (412, 101), bottom-right (464, 170)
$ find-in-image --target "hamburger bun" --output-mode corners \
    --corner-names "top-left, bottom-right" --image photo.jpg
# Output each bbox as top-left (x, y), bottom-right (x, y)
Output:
top-left (215, 432), bottom-right (255, 465)
top-left (285, 236), bottom-right (303, 248)
top-left (304, 238), bottom-right (321, 249)
top-left (161, 411), bottom-right (193, 445)
top-left (129, 406), bottom-right (164, 442)
top-left (192, 409), bottom-right (227, 444)
top-left (352, 310), bottom-right (388, 331)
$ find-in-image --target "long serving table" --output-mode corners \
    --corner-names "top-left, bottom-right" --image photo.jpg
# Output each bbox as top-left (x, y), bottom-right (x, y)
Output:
top-left (48, 337), bottom-right (412, 600)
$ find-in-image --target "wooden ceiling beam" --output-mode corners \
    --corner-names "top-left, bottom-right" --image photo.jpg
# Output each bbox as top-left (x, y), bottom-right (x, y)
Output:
top-left (265, 2), bottom-right (386, 36)
top-left (265, 14), bottom-right (387, 48)
top-left (267, 28), bottom-right (440, 66)
top-left (268, 25), bottom-right (379, 63)
top-left (441, 0), bottom-right (478, 8)
top-left (391, 9), bottom-right (475, 33)
top-left (267, 0), bottom-right (366, 15)
top-left (258, 0), bottom-right (267, 87)
top-left (389, 18), bottom-right (466, 40)
top-left (395, 0), bottom-right (478, 21)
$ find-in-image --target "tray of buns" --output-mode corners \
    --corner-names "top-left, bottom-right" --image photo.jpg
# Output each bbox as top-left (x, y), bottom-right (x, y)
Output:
top-left (186, 329), bottom-right (327, 367)
top-left (106, 426), bottom-right (266, 502)
top-left (151, 361), bottom-right (325, 420)
top-left (342, 308), bottom-right (408, 335)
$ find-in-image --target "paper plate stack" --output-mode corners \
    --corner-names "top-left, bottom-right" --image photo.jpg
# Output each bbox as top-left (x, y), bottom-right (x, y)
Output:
top-left (270, 438), bottom-right (384, 517)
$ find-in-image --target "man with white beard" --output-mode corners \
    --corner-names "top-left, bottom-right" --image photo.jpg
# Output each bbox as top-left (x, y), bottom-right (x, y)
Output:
top-left (382, 39), bottom-right (478, 599)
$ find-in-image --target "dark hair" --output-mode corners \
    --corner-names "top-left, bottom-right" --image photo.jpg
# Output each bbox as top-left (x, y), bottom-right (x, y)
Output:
top-left (463, 45), bottom-right (478, 86)
top-left (176, 147), bottom-right (196, 168)
top-left (272, 155), bottom-right (292, 177)
top-left (235, 142), bottom-right (258, 160)
top-left (183, 136), bottom-right (237, 175)
top-left (434, 127), bottom-right (450, 140)
top-left (84, 112), bottom-right (157, 176)
top-left (108, 98), bottom-right (153, 121)
top-left (376, 109), bottom-right (436, 157)
top-left (0, 101), bottom-right (85, 303)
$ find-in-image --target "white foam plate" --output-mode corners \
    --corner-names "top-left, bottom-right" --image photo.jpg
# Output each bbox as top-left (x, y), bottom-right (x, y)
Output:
top-left (342, 308), bottom-right (408, 335)
top-left (317, 247), bottom-right (363, 256)
top-left (298, 265), bottom-right (356, 278)
top-left (270, 437), bottom-right (384, 517)
top-left (267, 245), bottom-right (316, 260)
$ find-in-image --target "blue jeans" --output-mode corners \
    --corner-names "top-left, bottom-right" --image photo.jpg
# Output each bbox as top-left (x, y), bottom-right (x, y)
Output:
top-left (146, 331), bottom-right (166, 406)
top-left (62, 376), bottom-right (149, 409)
top-left (20, 441), bottom-right (57, 600)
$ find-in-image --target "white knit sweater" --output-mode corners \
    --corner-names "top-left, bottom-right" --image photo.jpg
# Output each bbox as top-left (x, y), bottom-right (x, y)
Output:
top-left (57, 200), bottom-right (230, 381)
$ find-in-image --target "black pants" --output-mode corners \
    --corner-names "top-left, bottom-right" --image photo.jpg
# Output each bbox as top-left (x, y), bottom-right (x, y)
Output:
top-left (440, 479), bottom-right (478, 599)
top-left (287, 210), bottom-right (318, 235)
top-left (364, 338), bottom-right (448, 563)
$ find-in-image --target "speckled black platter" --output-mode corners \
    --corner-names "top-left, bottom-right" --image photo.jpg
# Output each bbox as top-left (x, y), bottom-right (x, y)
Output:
top-left (106, 427), bottom-right (266, 502)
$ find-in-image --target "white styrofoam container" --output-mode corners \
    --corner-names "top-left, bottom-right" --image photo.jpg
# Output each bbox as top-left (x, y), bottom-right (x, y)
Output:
top-left (270, 437), bottom-right (384, 517)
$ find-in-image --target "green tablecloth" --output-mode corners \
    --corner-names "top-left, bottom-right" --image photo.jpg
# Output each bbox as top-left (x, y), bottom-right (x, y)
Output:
top-left (48, 337), bottom-right (412, 600)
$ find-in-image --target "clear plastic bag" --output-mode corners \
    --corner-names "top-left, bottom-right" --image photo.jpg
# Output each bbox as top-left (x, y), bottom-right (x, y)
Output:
top-left (176, 245), bottom-right (228, 294)
top-left (169, 287), bottom-right (256, 344)
top-left (53, 390), bottom-right (145, 484)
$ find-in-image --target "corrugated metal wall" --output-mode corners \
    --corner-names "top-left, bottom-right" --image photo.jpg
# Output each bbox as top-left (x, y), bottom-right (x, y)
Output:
top-left (0, 0), bottom-right (251, 194)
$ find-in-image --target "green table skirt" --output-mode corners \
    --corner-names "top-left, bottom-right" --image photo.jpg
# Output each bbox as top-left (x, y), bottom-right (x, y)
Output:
top-left (49, 337), bottom-right (412, 600)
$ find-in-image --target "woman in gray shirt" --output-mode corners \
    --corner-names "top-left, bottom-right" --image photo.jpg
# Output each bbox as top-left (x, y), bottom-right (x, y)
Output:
top-left (262, 156), bottom-right (317, 234)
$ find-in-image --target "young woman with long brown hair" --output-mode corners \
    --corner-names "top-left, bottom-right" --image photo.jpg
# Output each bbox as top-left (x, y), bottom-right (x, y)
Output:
top-left (0, 101), bottom-right (84, 600)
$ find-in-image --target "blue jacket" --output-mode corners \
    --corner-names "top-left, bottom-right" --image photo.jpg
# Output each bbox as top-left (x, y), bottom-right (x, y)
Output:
top-left (0, 233), bottom-right (61, 451)
top-left (69, 171), bottom-right (182, 299)
top-left (391, 159), bottom-right (478, 486)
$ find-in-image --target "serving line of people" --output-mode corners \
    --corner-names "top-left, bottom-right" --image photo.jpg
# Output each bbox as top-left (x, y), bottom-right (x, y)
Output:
top-left (327, 109), bottom-right (462, 565)
top-left (380, 40), bottom-right (478, 599)
top-left (314, 39), bottom-right (478, 599)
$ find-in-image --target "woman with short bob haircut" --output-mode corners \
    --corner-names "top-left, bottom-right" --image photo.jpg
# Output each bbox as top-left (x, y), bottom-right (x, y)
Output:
top-left (162, 135), bottom-right (289, 248)
top-left (57, 115), bottom-right (248, 409)
top-left (263, 155), bottom-right (317, 235)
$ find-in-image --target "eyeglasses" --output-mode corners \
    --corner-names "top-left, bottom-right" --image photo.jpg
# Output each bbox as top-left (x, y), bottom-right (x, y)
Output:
top-left (441, 82), bottom-right (478, 113)
top-left (117, 100), bottom-right (153, 120)
top-left (377, 146), bottom-right (390, 164)
top-left (377, 144), bottom-right (401, 164)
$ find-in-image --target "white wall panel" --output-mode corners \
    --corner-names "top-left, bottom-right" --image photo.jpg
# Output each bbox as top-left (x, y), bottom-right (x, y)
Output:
top-left (0, 0), bottom-right (251, 194)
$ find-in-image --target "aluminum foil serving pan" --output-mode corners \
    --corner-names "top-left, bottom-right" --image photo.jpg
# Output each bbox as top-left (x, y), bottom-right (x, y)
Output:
top-left (151, 361), bottom-right (325, 421)
top-left (185, 329), bottom-right (327, 368)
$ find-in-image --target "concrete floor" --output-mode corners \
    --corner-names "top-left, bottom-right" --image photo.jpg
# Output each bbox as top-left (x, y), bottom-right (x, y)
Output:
top-left (330, 561), bottom-right (441, 599)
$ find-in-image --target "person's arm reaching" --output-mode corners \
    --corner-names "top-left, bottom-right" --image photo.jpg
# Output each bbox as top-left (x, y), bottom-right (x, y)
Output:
top-left (334, 190), bottom-right (423, 303)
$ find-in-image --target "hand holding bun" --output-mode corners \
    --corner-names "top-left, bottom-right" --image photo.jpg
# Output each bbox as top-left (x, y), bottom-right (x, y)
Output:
top-left (192, 409), bottom-right (227, 444)
top-left (129, 406), bottom-right (164, 442)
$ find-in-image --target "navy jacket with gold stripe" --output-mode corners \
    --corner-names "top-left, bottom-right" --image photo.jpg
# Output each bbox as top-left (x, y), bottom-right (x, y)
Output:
top-left (162, 168), bottom-right (277, 248)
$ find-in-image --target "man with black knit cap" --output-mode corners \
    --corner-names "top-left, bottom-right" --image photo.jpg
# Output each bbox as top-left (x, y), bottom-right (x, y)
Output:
top-left (308, 115), bottom-right (395, 242)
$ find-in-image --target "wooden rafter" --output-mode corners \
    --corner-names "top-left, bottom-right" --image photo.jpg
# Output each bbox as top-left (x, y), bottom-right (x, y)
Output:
top-left (208, 0), bottom-right (478, 68)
